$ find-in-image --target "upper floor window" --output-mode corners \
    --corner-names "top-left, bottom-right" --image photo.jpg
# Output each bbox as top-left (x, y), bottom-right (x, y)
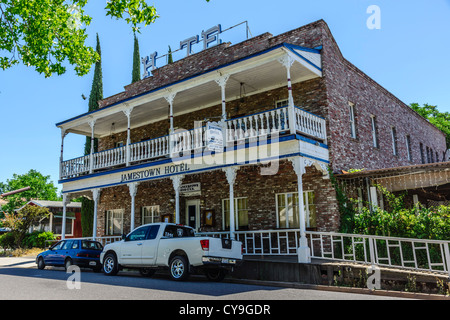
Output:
top-left (420, 143), bottom-right (425, 164)
top-left (275, 99), bottom-right (289, 108)
top-left (348, 102), bottom-right (357, 139)
top-left (370, 115), bottom-right (378, 148)
top-left (391, 127), bottom-right (397, 156)
top-left (405, 135), bottom-right (412, 162)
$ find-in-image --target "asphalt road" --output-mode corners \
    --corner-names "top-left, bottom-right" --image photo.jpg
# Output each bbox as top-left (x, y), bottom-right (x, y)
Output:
top-left (0, 265), bottom-right (408, 301)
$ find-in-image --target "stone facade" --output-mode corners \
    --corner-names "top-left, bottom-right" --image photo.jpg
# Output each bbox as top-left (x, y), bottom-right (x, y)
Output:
top-left (90, 20), bottom-right (446, 237)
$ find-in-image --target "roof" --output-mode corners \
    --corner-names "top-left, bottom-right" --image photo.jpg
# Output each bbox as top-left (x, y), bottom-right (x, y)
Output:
top-left (18, 200), bottom-right (82, 210)
top-left (335, 161), bottom-right (450, 180)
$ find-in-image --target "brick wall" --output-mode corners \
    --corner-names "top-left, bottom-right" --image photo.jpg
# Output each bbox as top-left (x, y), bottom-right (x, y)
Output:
top-left (92, 19), bottom-right (446, 236)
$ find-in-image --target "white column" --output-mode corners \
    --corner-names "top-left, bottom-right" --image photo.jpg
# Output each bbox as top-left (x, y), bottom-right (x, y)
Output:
top-left (92, 188), bottom-right (101, 240)
top-left (289, 157), bottom-right (311, 263)
top-left (128, 182), bottom-right (138, 231)
top-left (164, 92), bottom-right (177, 156)
top-left (59, 129), bottom-right (68, 179)
top-left (223, 167), bottom-right (238, 239)
top-left (170, 175), bottom-right (184, 224)
top-left (123, 107), bottom-right (134, 166)
top-left (215, 74), bottom-right (230, 148)
top-left (215, 74), bottom-right (230, 121)
top-left (88, 118), bottom-right (96, 173)
top-left (279, 55), bottom-right (296, 134)
top-left (61, 193), bottom-right (70, 240)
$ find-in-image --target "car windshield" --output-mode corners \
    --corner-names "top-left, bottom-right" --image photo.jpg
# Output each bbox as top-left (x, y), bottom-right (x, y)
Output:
top-left (163, 225), bottom-right (195, 238)
top-left (81, 240), bottom-right (103, 250)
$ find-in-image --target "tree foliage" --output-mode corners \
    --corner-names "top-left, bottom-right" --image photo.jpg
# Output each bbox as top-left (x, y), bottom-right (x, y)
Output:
top-left (2, 204), bottom-right (50, 248)
top-left (0, 0), bottom-right (160, 77)
top-left (1, 169), bottom-right (59, 214)
top-left (131, 32), bottom-right (140, 83)
top-left (410, 103), bottom-right (450, 149)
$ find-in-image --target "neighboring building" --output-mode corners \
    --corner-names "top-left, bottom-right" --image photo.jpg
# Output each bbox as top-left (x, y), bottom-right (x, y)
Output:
top-left (335, 162), bottom-right (450, 210)
top-left (55, 20), bottom-right (446, 260)
top-left (22, 200), bottom-right (82, 238)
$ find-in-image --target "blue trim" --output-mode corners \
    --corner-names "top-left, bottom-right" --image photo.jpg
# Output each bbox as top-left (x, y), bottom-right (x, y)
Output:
top-left (55, 42), bottom-right (322, 127)
top-left (283, 43), bottom-right (322, 72)
top-left (61, 151), bottom-right (329, 194)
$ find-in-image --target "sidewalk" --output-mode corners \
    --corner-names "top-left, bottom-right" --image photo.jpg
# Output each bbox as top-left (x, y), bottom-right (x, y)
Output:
top-left (0, 256), bottom-right (36, 268)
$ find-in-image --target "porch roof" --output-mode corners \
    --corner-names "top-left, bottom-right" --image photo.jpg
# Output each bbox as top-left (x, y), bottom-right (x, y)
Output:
top-left (55, 43), bottom-right (322, 138)
top-left (335, 161), bottom-right (450, 192)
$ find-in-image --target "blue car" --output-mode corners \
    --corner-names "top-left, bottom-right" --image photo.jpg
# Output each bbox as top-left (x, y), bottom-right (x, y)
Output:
top-left (36, 239), bottom-right (103, 272)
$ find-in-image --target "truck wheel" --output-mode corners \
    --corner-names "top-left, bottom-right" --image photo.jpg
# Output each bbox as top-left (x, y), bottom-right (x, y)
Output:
top-left (169, 255), bottom-right (189, 281)
top-left (103, 252), bottom-right (119, 276)
top-left (205, 268), bottom-right (227, 282)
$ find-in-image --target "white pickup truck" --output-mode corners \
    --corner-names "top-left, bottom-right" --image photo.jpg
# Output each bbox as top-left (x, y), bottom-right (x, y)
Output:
top-left (100, 223), bottom-right (242, 281)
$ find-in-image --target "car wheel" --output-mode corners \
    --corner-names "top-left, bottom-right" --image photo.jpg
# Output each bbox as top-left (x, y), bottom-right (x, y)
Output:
top-left (103, 252), bottom-right (119, 276)
top-left (205, 268), bottom-right (227, 282)
top-left (64, 258), bottom-right (73, 271)
top-left (37, 257), bottom-right (46, 270)
top-left (169, 255), bottom-right (189, 281)
top-left (139, 268), bottom-right (156, 277)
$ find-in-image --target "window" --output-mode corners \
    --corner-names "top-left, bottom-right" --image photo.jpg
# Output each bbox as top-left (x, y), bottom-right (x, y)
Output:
top-left (426, 146), bottom-right (430, 163)
top-left (222, 197), bottom-right (249, 230)
top-left (52, 214), bottom-right (73, 235)
top-left (406, 135), bottom-right (412, 161)
top-left (370, 115), bottom-right (378, 148)
top-left (163, 225), bottom-right (194, 238)
top-left (105, 209), bottom-right (124, 235)
top-left (391, 127), bottom-right (397, 156)
top-left (349, 102), bottom-right (357, 139)
top-left (142, 206), bottom-right (160, 225)
top-left (275, 99), bottom-right (289, 108)
top-left (276, 191), bottom-right (316, 229)
top-left (126, 226), bottom-right (150, 241)
top-left (420, 143), bottom-right (425, 164)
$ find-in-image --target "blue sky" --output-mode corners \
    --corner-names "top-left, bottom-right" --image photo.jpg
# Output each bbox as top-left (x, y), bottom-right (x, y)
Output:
top-left (0, 0), bottom-right (449, 193)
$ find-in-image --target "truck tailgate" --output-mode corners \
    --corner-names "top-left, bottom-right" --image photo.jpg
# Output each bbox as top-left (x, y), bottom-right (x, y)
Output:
top-left (206, 237), bottom-right (242, 260)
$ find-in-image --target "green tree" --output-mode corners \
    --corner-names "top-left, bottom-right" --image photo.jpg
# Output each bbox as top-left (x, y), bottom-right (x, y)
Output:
top-left (167, 45), bottom-right (173, 64)
top-left (131, 33), bottom-right (140, 83)
top-left (1, 169), bottom-right (59, 214)
top-left (410, 103), bottom-right (450, 149)
top-left (81, 33), bottom-right (103, 237)
top-left (0, 0), bottom-right (160, 77)
top-left (2, 204), bottom-right (50, 248)
top-left (83, 33), bottom-right (102, 156)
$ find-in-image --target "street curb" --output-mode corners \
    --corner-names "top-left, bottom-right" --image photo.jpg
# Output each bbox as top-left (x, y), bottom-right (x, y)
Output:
top-left (225, 277), bottom-right (450, 300)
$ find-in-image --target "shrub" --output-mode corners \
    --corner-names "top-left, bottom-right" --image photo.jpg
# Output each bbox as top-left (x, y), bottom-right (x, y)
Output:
top-left (0, 232), bottom-right (16, 250)
top-left (23, 231), bottom-right (55, 249)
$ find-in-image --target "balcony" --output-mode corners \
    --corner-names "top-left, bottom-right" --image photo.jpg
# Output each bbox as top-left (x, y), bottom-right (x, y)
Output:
top-left (60, 105), bottom-right (327, 180)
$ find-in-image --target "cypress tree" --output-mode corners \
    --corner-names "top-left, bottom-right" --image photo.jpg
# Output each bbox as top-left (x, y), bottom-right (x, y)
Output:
top-left (167, 45), bottom-right (173, 64)
top-left (81, 33), bottom-right (103, 237)
top-left (132, 33), bottom-right (141, 83)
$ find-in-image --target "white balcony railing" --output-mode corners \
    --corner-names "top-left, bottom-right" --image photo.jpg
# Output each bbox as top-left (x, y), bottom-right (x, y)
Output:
top-left (60, 106), bottom-right (327, 179)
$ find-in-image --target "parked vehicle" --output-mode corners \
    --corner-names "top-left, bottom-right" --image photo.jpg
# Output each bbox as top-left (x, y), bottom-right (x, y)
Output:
top-left (100, 223), bottom-right (243, 281)
top-left (36, 239), bottom-right (103, 272)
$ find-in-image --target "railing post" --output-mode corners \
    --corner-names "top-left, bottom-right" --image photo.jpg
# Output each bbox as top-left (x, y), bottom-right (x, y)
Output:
top-left (88, 118), bottom-right (96, 174)
top-left (444, 243), bottom-right (450, 279)
top-left (123, 107), bottom-right (134, 166)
